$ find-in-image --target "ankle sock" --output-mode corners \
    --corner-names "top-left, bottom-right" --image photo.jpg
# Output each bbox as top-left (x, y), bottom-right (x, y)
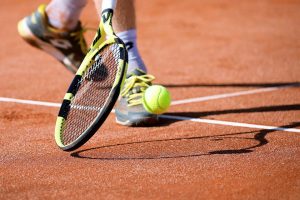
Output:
top-left (117, 29), bottom-right (147, 74)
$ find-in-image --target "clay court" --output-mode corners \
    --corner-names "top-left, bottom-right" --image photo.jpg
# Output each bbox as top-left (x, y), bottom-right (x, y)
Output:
top-left (1, 0), bottom-right (300, 199)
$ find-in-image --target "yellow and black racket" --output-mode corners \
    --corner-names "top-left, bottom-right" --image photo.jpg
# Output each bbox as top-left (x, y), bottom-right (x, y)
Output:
top-left (55, 0), bottom-right (127, 151)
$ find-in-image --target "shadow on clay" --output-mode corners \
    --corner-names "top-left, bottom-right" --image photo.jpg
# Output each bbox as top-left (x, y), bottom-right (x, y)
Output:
top-left (70, 82), bottom-right (300, 160)
top-left (160, 81), bottom-right (300, 88)
top-left (70, 122), bottom-right (300, 160)
top-left (158, 103), bottom-right (300, 126)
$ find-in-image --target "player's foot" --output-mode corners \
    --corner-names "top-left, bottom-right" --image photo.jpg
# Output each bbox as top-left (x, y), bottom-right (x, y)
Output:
top-left (17, 4), bottom-right (87, 73)
top-left (115, 69), bottom-right (159, 126)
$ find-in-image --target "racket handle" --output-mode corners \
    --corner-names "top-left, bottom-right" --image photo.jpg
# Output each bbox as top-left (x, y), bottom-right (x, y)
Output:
top-left (102, 0), bottom-right (117, 11)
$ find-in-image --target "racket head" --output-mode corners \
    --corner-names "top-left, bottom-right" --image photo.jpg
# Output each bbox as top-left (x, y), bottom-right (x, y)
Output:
top-left (54, 8), bottom-right (128, 151)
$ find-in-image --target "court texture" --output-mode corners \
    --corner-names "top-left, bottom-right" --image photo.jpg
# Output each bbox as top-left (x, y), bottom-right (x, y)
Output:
top-left (0, 0), bottom-right (299, 199)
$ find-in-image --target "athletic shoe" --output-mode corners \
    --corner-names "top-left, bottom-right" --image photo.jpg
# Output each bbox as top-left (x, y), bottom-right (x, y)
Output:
top-left (17, 4), bottom-right (87, 73)
top-left (115, 68), bottom-right (159, 126)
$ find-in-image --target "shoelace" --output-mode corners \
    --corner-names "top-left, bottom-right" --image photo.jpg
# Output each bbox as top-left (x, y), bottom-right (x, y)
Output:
top-left (121, 74), bottom-right (155, 106)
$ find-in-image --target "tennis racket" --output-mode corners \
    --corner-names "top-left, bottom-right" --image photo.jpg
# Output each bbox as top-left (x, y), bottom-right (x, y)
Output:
top-left (54, 0), bottom-right (128, 151)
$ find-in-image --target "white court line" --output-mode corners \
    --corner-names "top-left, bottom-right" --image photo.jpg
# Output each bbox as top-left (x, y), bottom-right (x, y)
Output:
top-left (0, 84), bottom-right (299, 133)
top-left (171, 84), bottom-right (300, 105)
top-left (159, 115), bottom-right (300, 133)
top-left (0, 97), bottom-right (60, 107)
top-left (0, 84), bottom-right (298, 108)
top-left (1, 96), bottom-right (299, 133)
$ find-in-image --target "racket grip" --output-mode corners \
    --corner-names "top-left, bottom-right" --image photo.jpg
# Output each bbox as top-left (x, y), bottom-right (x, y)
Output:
top-left (102, 0), bottom-right (117, 11)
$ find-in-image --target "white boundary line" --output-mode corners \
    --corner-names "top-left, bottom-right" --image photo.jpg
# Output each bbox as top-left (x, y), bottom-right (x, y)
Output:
top-left (159, 115), bottom-right (300, 133)
top-left (171, 84), bottom-right (299, 105)
top-left (0, 84), bottom-right (298, 108)
top-left (0, 88), bottom-right (275, 108)
top-left (0, 84), bottom-right (299, 133)
top-left (0, 97), bottom-right (60, 107)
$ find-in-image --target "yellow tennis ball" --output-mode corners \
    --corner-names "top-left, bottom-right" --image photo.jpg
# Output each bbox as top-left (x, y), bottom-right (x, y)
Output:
top-left (142, 85), bottom-right (171, 114)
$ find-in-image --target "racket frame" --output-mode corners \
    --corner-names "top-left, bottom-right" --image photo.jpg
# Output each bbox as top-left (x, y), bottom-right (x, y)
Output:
top-left (54, 6), bottom-right (127, 151)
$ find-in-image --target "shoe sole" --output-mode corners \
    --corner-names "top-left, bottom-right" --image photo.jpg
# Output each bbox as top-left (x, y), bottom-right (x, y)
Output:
top-left (115, 114), bottom-right (159, 127)
top-left (17, 18), bottom-right (78, 73)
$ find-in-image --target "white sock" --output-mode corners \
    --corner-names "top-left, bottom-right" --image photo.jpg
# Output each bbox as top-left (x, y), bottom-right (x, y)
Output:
top-left (46, 0), bottom-right (87, 31)
top-left (117, 29), bottom-right (147, 74)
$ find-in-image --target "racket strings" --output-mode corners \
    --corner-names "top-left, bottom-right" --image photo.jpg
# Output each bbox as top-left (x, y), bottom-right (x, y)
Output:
top-left (62, 44), bottom-right (120, 145)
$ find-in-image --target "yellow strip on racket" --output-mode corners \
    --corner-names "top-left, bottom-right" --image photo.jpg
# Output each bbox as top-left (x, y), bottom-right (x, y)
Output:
top-left (54, 0), bottom-right (128, 151)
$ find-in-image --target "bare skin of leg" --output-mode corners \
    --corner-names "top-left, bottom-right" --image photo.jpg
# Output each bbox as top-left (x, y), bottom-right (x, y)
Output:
top-left (94, 0), bottom-right (136, 33)
top-left (46, 0), bottom-right (87, 31)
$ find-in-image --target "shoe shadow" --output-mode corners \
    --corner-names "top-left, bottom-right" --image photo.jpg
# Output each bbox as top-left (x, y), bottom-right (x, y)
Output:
top-left (160, 81), bottom-right (300, 88)
top-left (70, 122), bottom-right (300, 160)
top-left (154, 81), bottom-right (300, 127)
top-left (157, 103), bottom-right (300, 126)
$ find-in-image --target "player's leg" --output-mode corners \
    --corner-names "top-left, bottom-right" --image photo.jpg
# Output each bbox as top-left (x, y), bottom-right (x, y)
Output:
top-left (95, 0), bottom-right (158, 126)
top-left (95, 0), bottom-right (146, 74)
top-left (46, 0), bottom-right (87, 31)
top-left (17, 0), bottom-right (88, 73)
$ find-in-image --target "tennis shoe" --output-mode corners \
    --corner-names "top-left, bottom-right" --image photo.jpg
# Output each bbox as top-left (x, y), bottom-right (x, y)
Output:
top-left (17, 4), bottom-right (87, 73)
top-left (115, 69), bottom-right (159, 126)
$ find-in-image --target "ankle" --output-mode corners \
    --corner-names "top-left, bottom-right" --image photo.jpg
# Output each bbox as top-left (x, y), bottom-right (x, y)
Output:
top-left (46, 0), bottom-right (87, 31)
top-left (117, 29), bottom-right (147, 74)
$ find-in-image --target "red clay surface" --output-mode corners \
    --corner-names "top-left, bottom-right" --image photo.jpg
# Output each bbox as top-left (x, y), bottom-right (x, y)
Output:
top-left (1, 0), bottom-right (300, 199)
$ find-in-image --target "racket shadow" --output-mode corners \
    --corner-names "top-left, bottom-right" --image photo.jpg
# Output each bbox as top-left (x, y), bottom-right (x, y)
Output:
top-left (70, 121), bottom-right (300, 160)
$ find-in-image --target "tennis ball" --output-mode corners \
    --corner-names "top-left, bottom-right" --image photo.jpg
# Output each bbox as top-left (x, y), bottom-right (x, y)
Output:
top-left (142, 85), bottom-right (171, 114)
